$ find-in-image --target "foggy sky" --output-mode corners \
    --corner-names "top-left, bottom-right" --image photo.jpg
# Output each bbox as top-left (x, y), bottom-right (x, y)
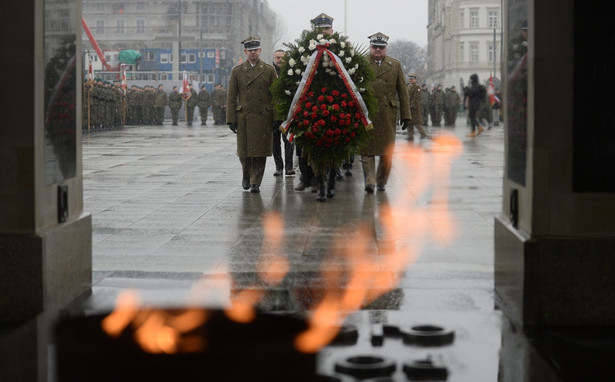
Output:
top-left (266, 0), bottom-right (428, 48)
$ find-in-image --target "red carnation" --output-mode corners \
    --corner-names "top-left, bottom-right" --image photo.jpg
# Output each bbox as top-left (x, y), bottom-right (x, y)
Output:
top-left (341, 93), bottom-right (348, 98)
top-left (320, 104), bottom-right (327, 111)
top-left (349, 101), bottom-right (355, 107)
top-left (312, 126), bottom-right (319, 133)
top-left (332, 90), bottom-right (340, 96)
top-left (318, 95), bottom-right (325, 102)
top-left (305, 102), bottom-right (312, 109)
top-left (322, 110), bottom-right (330, 117)
top-left (308, 91), bottom-right (314, 97)
top-left (311, 112), bottom-right (318, 119)
top-left (341, 101), bottom-right (347, 108)
top-left (303, 111), bottom-right (309, 117)
top-left (312, 106), bottom-right (318, 112)
top-left (327, 96), bottom-right (334, 103)
top-left (321, 87), bottom-right (327, 94)
top-left (332, 104), bottom-right (340, 110)
top-left (303, 119), bottom-right (310, 126)
top-left (335, 128), bottom-right (341, 135)
top-left (330, 115), bottom-right (337, 122)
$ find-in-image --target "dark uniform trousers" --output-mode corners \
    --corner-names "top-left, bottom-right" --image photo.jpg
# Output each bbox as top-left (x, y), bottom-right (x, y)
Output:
top-left (273, 129), bottom-right (294, 172)
top-left (240, 157), bottom-right (267, 187)
top-left (361, 155), bottom-right (392, 188)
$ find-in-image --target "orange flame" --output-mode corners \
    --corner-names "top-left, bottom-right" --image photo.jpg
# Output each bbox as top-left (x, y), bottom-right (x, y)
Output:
top-left (100, 134), bottom-right (462, 355)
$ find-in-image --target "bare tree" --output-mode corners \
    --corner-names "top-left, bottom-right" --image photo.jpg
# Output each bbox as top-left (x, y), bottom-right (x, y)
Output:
top-left (387, 40), bottom-right (427, 79)
top-left (271, 15), bottom-right (287, 49)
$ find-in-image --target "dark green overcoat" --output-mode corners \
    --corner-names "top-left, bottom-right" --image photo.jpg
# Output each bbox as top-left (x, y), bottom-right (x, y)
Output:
top-left (226, 59), bottom-right (277, 158)
top-left (360, 56), bottom-right (411, 156)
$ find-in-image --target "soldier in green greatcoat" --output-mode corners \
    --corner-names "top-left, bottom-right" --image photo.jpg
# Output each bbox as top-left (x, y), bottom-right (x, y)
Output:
top-left (154, 84), bottom-right (167, 125)
top-left (226, 36), bottom-right (277, 193)
top-left (444, 86), bottom-right (461, 126)
top-left (405, 73), bottom-right (429, 140)
top-left (212, 84), bottom-right (227, 125)
top-left (198, 85), bottom-right (211, 125)
top-left (168, 86), bottom-right (182, 126)
top-left (430, 84), bottom-right (445, 126)
top-left (360, 32), bottom-right (411, 193)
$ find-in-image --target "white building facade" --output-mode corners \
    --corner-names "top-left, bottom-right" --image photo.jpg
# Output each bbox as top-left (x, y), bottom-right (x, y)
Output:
top-left (427, 0), bottom-right (502, 90)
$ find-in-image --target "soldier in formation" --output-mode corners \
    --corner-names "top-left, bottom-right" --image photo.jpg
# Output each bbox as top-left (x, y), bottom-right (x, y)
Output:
top-left (212, 84), bottom-right (227, 125)
top-left (405, 73), bottom-right (429, 140)
top-left (443, 86), bottom-right (461, 126)
top-left (154, 84), bottom-right (167, 125)
top-left (419, 83), bottom-right (430, 126)
top-left (169, 86), bottom-right (182, 126)
top-left (430, 84), bottom-right (445, 126)
top-left (184, 84), bottom-right (198, 126)
top-left (198, 85), bottom-right (211, 125)
top-left (83, 78), bottom-right (125, 131)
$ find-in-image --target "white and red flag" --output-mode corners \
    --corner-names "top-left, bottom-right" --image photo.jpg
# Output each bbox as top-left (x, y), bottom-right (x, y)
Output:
top-left (121, 63), bottom-right (127, 90)
top-left (181, 70), bottom-right (191, 100)
top-left (487, 74), bottom-right (499, 105)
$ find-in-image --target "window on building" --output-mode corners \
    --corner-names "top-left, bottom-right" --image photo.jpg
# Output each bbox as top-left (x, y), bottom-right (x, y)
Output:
top-left (105, 54), bottom-right (111, 63)
top-left (136, 2), bottom-right (145, 10)
top-left (207, 74), bottom-right (215, 83)
top-left (160, 53), bottom-right (170, 64)
top-left (113, 3), bottom-right (125, 15)
top-left (144, 52), bottom-right (155, 61)
top-left (95, 20), bottom-right (104, 34)
top-left (470, 43), bottom-right (479, 62)
top-left (207, 51), bottom-right (215, 58)
top-left (115, 19), bottom-right (125, 34)
top-left (459, 42), bottom-right (465, 63)
top-left (97, 3), bottom-right (105, 11)
top-left (488, 44), bottom-right (497, 63)
top-left (470, 9), bottom-right (479, 28)
top-left (459, 10), bottom-right (465, 29)
top-left (136, 19), bottom-right (145, 34)
top-left (488, 10), bottom-right (499, 28)
top-left (188, 54), bottom-right (196, 63)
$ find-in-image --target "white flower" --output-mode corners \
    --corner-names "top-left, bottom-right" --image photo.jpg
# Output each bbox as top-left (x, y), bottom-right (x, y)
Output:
top-left (309, 42), bottom-right (316, 50)
top-left (354, 64), bottom-right (359, 69)
top-left (317, 34), bottom-right (323, 40)
top-left (295, 68), bottom-right (301, 75)
top-left (285, 90), bottom-right (292, 95)
top-left (350, 49), bottom-right (355, 57)
top-left (287, 69), bottom-right (294, 76)
top-left (330, 70), bottom-right (337, 76)
top-left (348, 68), bottom-right (356, 75)
top-left (359, 87), bottom-right (366, 92)
top-left (319, 39), bottom-right (327, 44)
top-left (345, 57), bottom-right (352, 64)
top-left (296, 81), bottom-right (301, 86)
top-left (340, 42), bottom-right (346, 49)
top-left (298, 46), bottom-right (305, 53)
top-left (360, 77), bottom-right (364, 82)
top-left (288, 58), bottom-right (296, 67)
top-left (329, 39), bottom-right (336, 44)
top-left (338, 50), bottom-right (345, 57)
top-left (321, 61), bottom-right (329, 68)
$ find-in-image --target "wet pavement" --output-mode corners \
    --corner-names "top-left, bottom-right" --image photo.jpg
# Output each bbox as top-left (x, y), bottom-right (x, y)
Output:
top-left (80, 116), bottom-right (505, 380)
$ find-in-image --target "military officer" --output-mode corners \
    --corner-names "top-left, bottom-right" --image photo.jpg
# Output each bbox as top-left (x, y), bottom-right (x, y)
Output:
top-left (431, 84), bottom-right (445, 126)
top-left (360, 32), bottom-right (411, 193)
top-left (405, 73), bottom-right (429, 140)
top-left (198, 85), bottom-right (211, 125)
top-left (444, 85), bottom-right (460, 126)
top-left (168, 86), bottom-right (182, 126)
top-left (226, 36), bottom-right (278, 193)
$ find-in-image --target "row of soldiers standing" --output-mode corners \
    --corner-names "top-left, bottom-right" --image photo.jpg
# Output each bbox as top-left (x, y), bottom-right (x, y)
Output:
top-left (417, 83), bottom-right (462, 127)
top-left (82, 79), bottom-right (228, 130)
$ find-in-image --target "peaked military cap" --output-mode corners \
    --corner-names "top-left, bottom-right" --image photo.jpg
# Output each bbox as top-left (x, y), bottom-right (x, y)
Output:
top-left (408, 72), bottom-right (417, 78)
top-left (242, 36), bottom-right (261, 50)
top-left (311, 13), bottom-right (334, 28)
top-left (368, 32), bottom-right (389, 46)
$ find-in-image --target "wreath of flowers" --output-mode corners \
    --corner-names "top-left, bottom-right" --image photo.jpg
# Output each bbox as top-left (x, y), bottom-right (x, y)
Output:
top-left (271, 29), bottom-right (377, 166)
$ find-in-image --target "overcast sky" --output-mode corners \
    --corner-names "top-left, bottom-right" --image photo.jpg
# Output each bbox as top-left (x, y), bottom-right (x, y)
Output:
top-left (266, 0), bottom-right (428, 48)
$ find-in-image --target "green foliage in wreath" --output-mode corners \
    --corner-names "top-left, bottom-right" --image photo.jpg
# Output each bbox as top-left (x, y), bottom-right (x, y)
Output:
top-left (271, 29), bottom-right (378, 166)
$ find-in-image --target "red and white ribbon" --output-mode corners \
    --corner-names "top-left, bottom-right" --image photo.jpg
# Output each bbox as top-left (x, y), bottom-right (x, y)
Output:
top-left (281, 42), bottom-right (372, 136)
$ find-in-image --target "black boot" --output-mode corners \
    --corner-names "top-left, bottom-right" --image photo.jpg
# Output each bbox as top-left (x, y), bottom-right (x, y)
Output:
top-left (327, 169), bottom-right (336, 198)
top-left (315, 176), bottom-right (326, 202)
